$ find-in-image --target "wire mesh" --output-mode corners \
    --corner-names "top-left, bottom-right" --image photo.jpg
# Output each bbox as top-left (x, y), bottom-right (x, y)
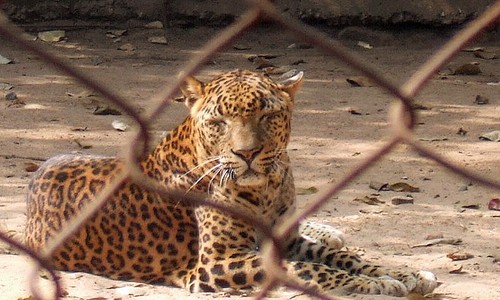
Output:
top-left (0, 0), bottom-right (499, 299)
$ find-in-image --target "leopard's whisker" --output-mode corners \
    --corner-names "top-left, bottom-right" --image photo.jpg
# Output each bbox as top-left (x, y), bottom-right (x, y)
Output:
top-left (181, 156), bottom-right (220, 178)
top-left (220, 168), bottom-right (229, 186)
top-left (224, 169), bottom-right (231, 185)
top-left (223, 165), bottom-right (236, 186)
top-left (186, 163), bottom-right (222, 194)
top-left (228, 168), bottom-right (235, 183)
top-left (208, 165), bottom-right (225, 191)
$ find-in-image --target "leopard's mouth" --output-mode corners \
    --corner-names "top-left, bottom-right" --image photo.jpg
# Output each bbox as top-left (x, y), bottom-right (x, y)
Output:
top-left (234, 169), bottom-right (266, 186)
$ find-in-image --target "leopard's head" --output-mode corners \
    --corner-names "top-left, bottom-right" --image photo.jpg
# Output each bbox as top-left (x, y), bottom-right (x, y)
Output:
top-left (181, 69), bottom-right (303, 187)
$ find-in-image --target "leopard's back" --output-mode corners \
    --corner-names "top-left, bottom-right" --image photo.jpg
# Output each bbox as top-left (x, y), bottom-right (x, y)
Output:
top-left (25, 154), bottom-right (198, 286)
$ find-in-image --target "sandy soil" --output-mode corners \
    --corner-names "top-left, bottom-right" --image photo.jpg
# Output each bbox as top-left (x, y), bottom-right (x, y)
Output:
top-left (0, 22), bottom-right (499, 300)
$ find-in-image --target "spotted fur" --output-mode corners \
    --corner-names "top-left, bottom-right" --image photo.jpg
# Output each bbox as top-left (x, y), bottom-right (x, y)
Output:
top-left (24, 70), bottom-right (437, 296)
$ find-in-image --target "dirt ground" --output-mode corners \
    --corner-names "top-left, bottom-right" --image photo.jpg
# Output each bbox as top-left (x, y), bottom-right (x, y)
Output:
top-left (0, 21), bottom-right (499, 300)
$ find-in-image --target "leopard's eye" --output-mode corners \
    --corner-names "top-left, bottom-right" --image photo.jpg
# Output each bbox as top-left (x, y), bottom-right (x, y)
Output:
top-left (260, 112), bottom-right (280, 123)
top-left (207, 118), bottom-right (227, 129)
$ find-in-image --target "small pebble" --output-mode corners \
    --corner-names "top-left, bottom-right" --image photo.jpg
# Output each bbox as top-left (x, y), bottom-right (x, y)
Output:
top-left (5, 91), bottom-right (17, 100)
top-left (148, 36), bottom-right (167, 45)
top-left (144, 21), bottom-right (164, 29)
top-left (118, 43), bottom-right (136, 51)
top-left (474, 94), bottom-right (489, 105)
top-left (391, 196), bottom-right (414, 205)
top-left (38, 30), bottom-right (66, 42)
top-left (453, 63), bottom-right (481, 75)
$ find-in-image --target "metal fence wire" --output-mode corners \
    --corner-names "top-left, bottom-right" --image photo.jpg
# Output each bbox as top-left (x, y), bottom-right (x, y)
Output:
top-left (0, 0), bottom-right (499, 299)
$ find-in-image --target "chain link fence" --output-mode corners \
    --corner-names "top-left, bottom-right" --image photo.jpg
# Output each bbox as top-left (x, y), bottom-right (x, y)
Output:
top-left (0, 0), bottom-right (499, 299)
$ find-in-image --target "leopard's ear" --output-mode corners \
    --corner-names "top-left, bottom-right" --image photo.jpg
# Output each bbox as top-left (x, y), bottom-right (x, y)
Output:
top-left (279, 71), bottom-right (304, 98)
top-left (180, 76), bottom-right (204, 109)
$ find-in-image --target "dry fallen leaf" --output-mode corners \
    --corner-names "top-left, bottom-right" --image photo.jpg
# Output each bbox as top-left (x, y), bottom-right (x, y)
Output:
top-left (38, 30), bottom-right (65, 42)
top-left (73, 139), bottom-right (92, 149)
top-left (107, 29), bottom-right (128, 36)
top-left (493, 256), bottom-right (500, 264)
top-left (369, 181), bottom-right (389, 191)
top-left (488, 198), bottom-right (500, 211)
top-left (357, 41), bottom-right (373, 49)
top-left (144, 21), bottom-right (163, 29)
top-left (425, 233), bottom-right (444, 240)
top-left (479, 131), bottom-right (500, 142)
top-left (419, 137), bottom-right (448, 142)
top-left (461, 204), bottom-right (480, 210)
top-left (247, 54), bottom-right (281, 61)
top-left (474, 51), bottom-right (497, 60)
top-left (0, 54), bottom-right (12, 64)
top-left (7, 99), bottom-right (26, 108)
top-left (0, 82), bottom-right (14, 90)
top-left (453, 63), bottom-right (481, 75)
top-left (474, 94), bottom-right (490, 105)
top-left (148, 36), bottom-right (168, 45)
top-left (412, 103), bottom-right (431, 110)
top-left (353, 195), bottom-right (385, 205)
top-left (251, 57), bottom-right (276, 69)
top-left (463, 47), bottom-right (485, 52)
top-left (456, 127), bottom-right (468, 136)
top-left (347, 107), bottom-right (363, 115)
top-left (112, 120), bottom-right (129, 132)
top-left (296, 187), bottom-right (318, 195)
top-left (118, 43), bottom-right (136, 51)
top-left (447, 251), bottom-right (474, 261)
top-left (71, 127), bottom-right (88, 132)
top-left (287, 43), bottom-right (312, 49)
top-left (389, 182), bottom-right (420, 192)
top-left (66, 90), bottom-right (96, 98)
top-left (359, 209), bottom-right (384, 214)
top-left (411, 238), bottom-right (462, 248)
top-left (291, 59), bottom-right (306, 65)
top-left (233, 44), bottom-right (251, 50)
top-left (262, 66), bottom-right (294, 75)
top-left (24, 162), bottom-right (39, 172)
top-left (93, 106), bottom-right (122, 115)
top-left (346, 76), bottom-right (374, 87)
top-left (449, 265), bottom-right (466, 274)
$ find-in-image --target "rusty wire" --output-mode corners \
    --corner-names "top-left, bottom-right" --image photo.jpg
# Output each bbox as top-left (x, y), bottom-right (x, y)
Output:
top-left (0, 0), bottom-right (499, 299)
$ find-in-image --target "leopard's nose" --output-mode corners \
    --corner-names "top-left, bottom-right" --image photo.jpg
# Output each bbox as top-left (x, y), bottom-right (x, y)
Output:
top-left (232, 147), bottom-right (262, 165)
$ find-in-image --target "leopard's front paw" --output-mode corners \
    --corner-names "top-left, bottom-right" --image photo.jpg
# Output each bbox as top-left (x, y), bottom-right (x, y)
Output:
top-left (376, 275), bottom-right (409, 296)
top-left (344, 275), bottom-right (408, 296)
top-left (412, 270), bottom-right (438, 294)
top-left (371, 270), bottom-right (437, 296)
top-left (398, 270), bottom-right (438, 295)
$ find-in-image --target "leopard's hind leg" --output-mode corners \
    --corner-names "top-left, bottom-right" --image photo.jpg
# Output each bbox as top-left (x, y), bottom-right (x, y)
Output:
top-left (299, 221), bottom-right (344, 249)
top-left (287, 236), bottom-right (438, 296)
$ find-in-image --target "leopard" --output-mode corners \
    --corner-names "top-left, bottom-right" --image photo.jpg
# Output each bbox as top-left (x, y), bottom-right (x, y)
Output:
top-left (24, 69), bottom-right (437, 297)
